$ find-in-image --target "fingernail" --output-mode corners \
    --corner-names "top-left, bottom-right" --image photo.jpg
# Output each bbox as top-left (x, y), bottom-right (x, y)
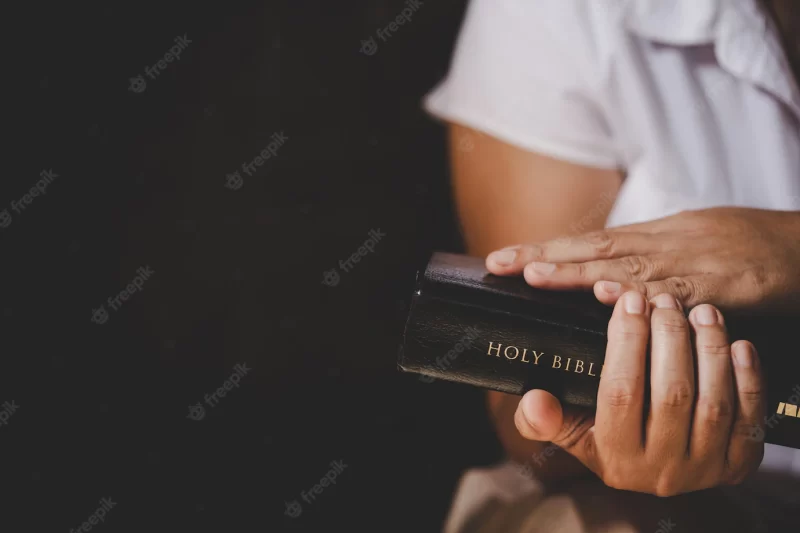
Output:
top-left (623, 292), bottom-right (646, 315)
top-left (516, 403), bottom-right (543, 439)
top-left (490, 249), bottom-right (517, 266)
top-left (693, 305), bottom-right (718, 326)
top-left (601, 281), bottom-right (621, 295)
top-left (733, 342), bottom-right (753, 368)
top-left (651, 293), bottom-right (679, 310)
top-left (531, 262), bottom-right (556, 275)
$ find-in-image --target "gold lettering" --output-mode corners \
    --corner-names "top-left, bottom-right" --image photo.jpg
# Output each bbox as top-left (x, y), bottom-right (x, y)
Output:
top-left (565, 358), bottom-right (572, 372)
top-left (532, 351), bottom-right (544, 364)
top-left (552, 355), bottom-right (562, 369)
top-left (504, 346), bottom-right (520, 360)
top-left (588, 362), bottom-right (596, 376)
top-left (574, 360), bottom-right (584, 374)
top-left (487, 342), bottom-right (502, 357)
top-left (520, 348), bottom-right (530, 363)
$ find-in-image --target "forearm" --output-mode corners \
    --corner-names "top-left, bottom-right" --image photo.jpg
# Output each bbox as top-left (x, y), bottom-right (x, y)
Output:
top-left (448, 123), bottom-right (622, 477)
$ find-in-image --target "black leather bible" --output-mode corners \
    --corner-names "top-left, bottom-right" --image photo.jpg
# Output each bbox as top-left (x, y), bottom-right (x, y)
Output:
top-left (398, 252), bottom-right (800, 450)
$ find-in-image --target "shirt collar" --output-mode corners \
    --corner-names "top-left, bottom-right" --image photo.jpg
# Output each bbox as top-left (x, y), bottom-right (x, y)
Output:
top-left (624, 0), bottom-right (722, 45)
top-left (625, 0), bottom-right (800, 119)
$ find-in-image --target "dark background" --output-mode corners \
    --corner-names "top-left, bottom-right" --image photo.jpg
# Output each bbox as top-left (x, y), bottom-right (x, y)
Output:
top-left (6, 1), bottom-right (502, 531)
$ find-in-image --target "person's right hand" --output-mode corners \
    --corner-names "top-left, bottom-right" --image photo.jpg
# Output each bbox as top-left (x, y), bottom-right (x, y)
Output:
top-left (513, 291), bottom-right (766, 496)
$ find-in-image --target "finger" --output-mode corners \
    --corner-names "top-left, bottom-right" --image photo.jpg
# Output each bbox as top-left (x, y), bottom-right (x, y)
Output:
top-left (486, 231), bottom-right (670, 274)
top-left (516, 390), bottom-right (601, 474)
top-left (593, 275), bottom-right (714, 308)
top-left (595, 291), bottom-right (650, 458)
top-left (486, 245), bottom-right (543, 275)
top-left (688, 305), bottom-right (735, 474)
top-left (523, 254), bottom-right (684, 290)
top-left (538, 231), bottom-right (669, 264)
top-left (724, 340), bottom-right (766, 485)
top-left (514, 389), bottom-right (564, 442)
top-left (645, 294), bottom-right (694, 461)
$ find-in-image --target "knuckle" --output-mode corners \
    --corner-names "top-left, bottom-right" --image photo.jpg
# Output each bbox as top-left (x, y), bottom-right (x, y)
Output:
top-left (740, 265), bottom-right (771, 289)
top-left (585, 231), bottom-right (615, 258)
top-left (601, 469), bottom-right (628, 491)
top-left (737, 386), bottom-right (763, 405)
top-left (653, 468), bottom-right (682, 498)
top-left (603, 379), bottom-right (640, 407)
top-left (654, 478), bottom-right (681, 498)
top-left (732, 421), bottom-right (765, 441)
top-left (665, 276), bottom-right (699, 300)
top-left (620, 256), bottom-right (651, 279)
top-left (658, 381), bottom-right (694, 409)
top-left (574, 261), bottom-right (588, 280)
top-left (696, 397), bottom-right (734, 426)
top-left (697, 341), bottom-right (731, 358)
top-left (652, 463), bottom-right (686, 497)
top-left (521, 245), bottom-right (543, 261)
top-left (652, 315), bottom-right (689, 335)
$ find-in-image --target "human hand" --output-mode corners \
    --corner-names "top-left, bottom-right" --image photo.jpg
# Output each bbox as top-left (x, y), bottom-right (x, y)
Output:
top-left (513, 292), bottom-right (765, 496)
top-left (486, 207), bottom-right (800, 311)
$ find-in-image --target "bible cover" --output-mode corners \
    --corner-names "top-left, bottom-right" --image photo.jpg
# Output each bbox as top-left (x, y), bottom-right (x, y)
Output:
top-left (398, 252), bottom-right (800, 450)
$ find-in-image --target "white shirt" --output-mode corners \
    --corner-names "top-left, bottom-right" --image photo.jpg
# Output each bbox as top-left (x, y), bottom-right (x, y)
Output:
top-left (424, 0), bottom-right (800, 529)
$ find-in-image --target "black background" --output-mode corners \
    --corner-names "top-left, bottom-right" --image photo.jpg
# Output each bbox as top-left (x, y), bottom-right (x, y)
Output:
top-left (6, 1), bottom-right (502, 532)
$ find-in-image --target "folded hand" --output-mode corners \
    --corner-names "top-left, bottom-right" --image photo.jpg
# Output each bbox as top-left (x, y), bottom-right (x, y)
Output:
top-left (513, 292), bottom-right (765, 496)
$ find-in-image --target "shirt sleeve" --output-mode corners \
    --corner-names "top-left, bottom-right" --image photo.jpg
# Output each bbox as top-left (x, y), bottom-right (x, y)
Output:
top-left (424, 0), bottom-right (620, 169)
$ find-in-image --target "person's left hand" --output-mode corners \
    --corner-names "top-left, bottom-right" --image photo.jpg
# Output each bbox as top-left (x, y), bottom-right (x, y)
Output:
top-left (486, 207), bottom-right (800, 311)
top-left (513, 292), bottom-right (766, 495)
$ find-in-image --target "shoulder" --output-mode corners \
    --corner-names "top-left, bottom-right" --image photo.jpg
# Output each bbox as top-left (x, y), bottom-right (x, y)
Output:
top-left (469, 0), bottom-right (630, 81)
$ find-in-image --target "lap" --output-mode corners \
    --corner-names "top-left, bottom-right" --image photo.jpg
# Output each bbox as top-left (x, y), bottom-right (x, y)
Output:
top-left (454, 467), bottom-right (800, 533)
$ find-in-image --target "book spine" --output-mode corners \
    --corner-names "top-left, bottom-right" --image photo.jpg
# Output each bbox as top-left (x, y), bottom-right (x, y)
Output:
top-left (399, 290), bottom-right (800, 449)
top-left (399, 292), bottom-right (608, 408)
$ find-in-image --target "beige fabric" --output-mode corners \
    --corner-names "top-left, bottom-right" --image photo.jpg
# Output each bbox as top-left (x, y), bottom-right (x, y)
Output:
top-left (445, 461), bottom-right (800, 533)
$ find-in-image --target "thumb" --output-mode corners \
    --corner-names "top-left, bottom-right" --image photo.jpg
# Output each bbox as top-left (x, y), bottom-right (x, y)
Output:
top-left (514, 389), bottom-right (565, 441)
top-left (515, 390), bottom-right (598, 467)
